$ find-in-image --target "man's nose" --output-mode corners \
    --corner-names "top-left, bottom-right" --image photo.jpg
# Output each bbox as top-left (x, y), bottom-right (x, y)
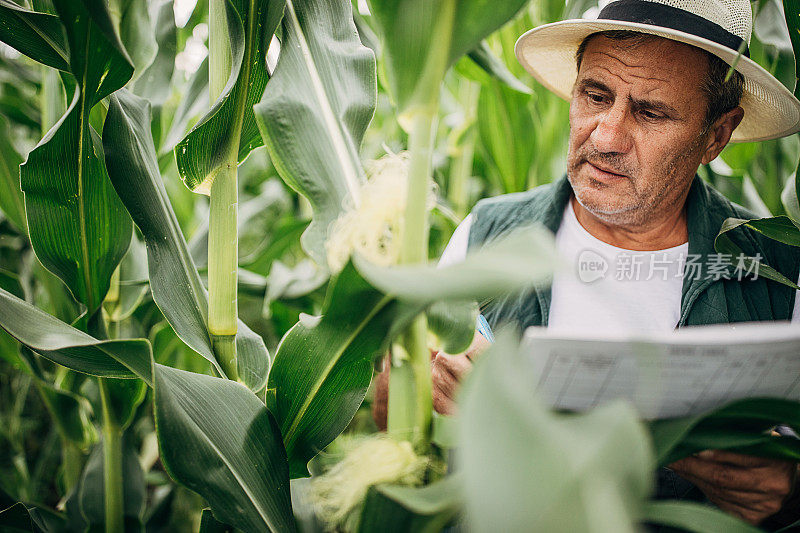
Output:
top-left (590, 102), bottom-right (633, 154)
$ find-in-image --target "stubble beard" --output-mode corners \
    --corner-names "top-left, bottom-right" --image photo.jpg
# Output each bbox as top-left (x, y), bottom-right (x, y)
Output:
top-left (566, 133), bottom-right (706, 228)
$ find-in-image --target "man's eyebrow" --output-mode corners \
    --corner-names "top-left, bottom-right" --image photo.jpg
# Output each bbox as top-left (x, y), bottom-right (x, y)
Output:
top-left (577, 79), bottom-right (612, 94)
top-left (577, 77), bottom-right (680, 116)
top-left (630, 96), bottom-right (679, 116)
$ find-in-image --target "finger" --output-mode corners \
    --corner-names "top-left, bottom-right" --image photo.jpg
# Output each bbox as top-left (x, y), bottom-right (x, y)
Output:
top-left (371, 359), bottom-right (390, 431)
top-left (377, 352), bottom-right (390, 373)
top-left (696, 484), bottom-right (781, 508)
top-left (669, 456), bottom-right (784, 493)
top-left (711, 497), bottom-right (772, 526)
top-left (432, 358), bottom-right (461, 400)
top-left (679, 477), bottom-right (785, 523)
top-left (692, 452), bottom-right (798, 485)
top-left (708, 487), bottom-right (787, 522)
top-left (432, 384), bottom-right (457, 415)
top-left (433, 352), bottom-right (473, 380)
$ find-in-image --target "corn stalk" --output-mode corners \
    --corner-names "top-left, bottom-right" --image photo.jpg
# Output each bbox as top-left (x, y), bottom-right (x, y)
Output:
top-left (208, 0), bottom-right (239, 380)
top-left (368, 0), bottom-right (532, 450)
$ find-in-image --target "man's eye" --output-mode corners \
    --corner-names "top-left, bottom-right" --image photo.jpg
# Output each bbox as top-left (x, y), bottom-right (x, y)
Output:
top-left (587, 92), bottom-right (606, 104)
top-left (640, 109), bottom-right (664, 120)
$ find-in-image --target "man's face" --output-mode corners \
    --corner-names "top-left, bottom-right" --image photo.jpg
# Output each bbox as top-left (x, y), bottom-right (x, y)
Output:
top-left (567, 35), bottom-right (712, 226)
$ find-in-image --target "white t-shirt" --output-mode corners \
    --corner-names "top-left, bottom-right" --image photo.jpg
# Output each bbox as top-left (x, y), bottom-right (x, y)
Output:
top-left (439, 201), bottom-right (800, 332)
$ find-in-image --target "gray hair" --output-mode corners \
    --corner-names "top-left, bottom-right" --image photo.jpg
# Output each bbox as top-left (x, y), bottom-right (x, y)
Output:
top-left (574, 30), bottom-right (745, 129)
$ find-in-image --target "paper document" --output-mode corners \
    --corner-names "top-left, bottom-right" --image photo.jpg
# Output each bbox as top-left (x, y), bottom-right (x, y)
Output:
top-left (523, 322), bottom-right (800, 419)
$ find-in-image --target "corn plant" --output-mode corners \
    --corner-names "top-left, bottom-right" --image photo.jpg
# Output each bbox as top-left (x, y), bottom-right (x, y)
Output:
top-left (173, 0), bottom-right (283, 382)
top-left (0, 0), bottom-right (554, 529)
top-left (710, 0), bottom-right (800, 289)
top-left (1, 1), bottom-right (800, 532)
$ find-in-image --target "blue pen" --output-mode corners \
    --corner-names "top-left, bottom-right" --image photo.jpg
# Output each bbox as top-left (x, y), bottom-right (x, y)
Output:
top-left (476, 313), bottom-right (494, 343)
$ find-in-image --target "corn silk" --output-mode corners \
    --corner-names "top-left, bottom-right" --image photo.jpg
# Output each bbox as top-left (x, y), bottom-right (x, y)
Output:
top-left (326, 151), bottom-right (436, 272)
top-left (310, 434), bottom-right (429, 530)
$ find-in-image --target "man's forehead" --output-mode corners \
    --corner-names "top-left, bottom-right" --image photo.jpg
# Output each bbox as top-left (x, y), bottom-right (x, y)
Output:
top-left (579, 34), bottom-right (708, 87)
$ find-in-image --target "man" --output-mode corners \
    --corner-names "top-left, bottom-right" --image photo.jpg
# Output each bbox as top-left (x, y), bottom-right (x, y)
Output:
top-left (374, 0), bottom-right (800, 527)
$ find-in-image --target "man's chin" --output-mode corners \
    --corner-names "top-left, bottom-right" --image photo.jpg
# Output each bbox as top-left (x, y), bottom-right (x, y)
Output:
top-left (571, 183), bottom-right (638, 222)
top-left (577, 198), bottom-right (630, 216)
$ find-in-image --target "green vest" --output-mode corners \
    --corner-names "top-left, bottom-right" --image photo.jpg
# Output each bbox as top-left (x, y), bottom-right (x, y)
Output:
top-left (467, 175), bottom-right (800, 331)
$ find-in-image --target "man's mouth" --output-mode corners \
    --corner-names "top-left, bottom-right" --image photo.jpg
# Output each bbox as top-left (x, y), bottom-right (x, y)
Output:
top-left (585, 160), bottom-right (628, 181)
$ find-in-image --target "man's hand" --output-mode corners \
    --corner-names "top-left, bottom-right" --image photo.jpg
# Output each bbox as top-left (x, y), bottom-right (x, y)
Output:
top-left (431, 333), bottom-right (491, 416)
top-left (371, 331), bottom-right (491, 429)
top-left (669, 450), bottom-right (798, 525)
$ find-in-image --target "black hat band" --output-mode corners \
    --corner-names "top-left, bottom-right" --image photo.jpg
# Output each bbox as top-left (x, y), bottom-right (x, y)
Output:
top-left (598, 0), bottom-right (749, 57)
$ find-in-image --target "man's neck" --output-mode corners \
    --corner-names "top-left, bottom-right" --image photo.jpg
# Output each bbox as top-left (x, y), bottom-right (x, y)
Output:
top-left (570, 195), bottom-right (688, 251)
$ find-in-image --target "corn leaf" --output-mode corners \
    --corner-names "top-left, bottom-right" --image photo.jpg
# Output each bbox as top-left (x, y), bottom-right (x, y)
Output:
top-left (426, 300), bottom-right (478, 355)
top-left (459, 333), bottom-right (652, 532)
top-left (464, 41), bottom-right (531, 95)
top-left (0, 78), bottom-right (42, 133)
top-left (0, 503), bottom-right (30, 531)
top-left (641, 501), bottom-right (762, 533)
top-left (0, 268), bottom-right (23, 303)
top-left (716, 237), bottom-right (799, 289)
top-left (36, 378), bottom-right (97, 450)
top-left (54, 0), bottom-right (133, 105)
top-left (0, 116), bottom-right (25, 233)
top-left (477, 79), bottom-right (535, 193)
top-left (261, 259), bottom-right (327, 317)
top-left (19, 0), bottom-right (134, 315)
top-left (174, 0), bottom-right (284, 194)
top-left (714, 217), bottom-right (800, 289)
top-left (244, 218), bottom-right (309, 274)
top-left (131, 0), bottom-right (177, 107)
top-left (782, 0), bottom-right (800, 212)
top-left (781, 174), bottom-right (800, 225)
top-left (269, 228), bottom-right (555, 477)
top-left (254, 0), bottom-right (375, 267)
top-left (76, 436), bottom-right (147, 529)
top-left (103, 89), bottom-right (270, 391)
top-left (267, 261), bottom-right (422, 478)
top-left (116, 0), bottom-right (158, 83)
top-left (32, 260), bottom-right (82, 325)
top-left (783, 0), bottom-right (800, 95)
top-left (160, 56), bottom-right (209, 156)
top-left (21, 106), bottom-right (133, 314)
top-left (0, 287), bottom-right (152, 383)
top-left (0, 502), bottom-right (67, 533)
top-left (354, 226), bottom-right (556, 302)
top-left (153, 364), bottom-right (296, 532)
top-left (106, 234), bottom-right (149, 322)
top-left (0, 0), bottom-right (68, 71)
top-left (719, 216), bottom-right (800, 246)
top-left (367, 0), bottom-right (529, 111)
top-left (199, 508), bottom-right (233, 532)
top-left (105, 377), bottom-right (148, 430)
top-left (357, 475), bottom-right (462, 533)
top-left (649, 397), bottom-right (800, 466)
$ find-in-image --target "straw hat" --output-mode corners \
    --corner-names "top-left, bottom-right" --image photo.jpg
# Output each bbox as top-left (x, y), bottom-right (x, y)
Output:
top-left (514, 0), bottom-right (800, 142)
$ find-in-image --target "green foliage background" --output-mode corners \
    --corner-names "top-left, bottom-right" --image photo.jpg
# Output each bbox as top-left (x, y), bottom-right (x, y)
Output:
top-left (0, 0), bottom-right (798, 531)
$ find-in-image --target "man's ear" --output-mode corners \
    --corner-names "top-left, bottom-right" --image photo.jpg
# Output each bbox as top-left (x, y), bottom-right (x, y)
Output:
top-left (701, 106), bottom-right (745, 165)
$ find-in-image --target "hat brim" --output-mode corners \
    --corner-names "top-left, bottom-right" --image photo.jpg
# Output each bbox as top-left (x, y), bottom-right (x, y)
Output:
top-left (514, 19), bottom-right (800, 143)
